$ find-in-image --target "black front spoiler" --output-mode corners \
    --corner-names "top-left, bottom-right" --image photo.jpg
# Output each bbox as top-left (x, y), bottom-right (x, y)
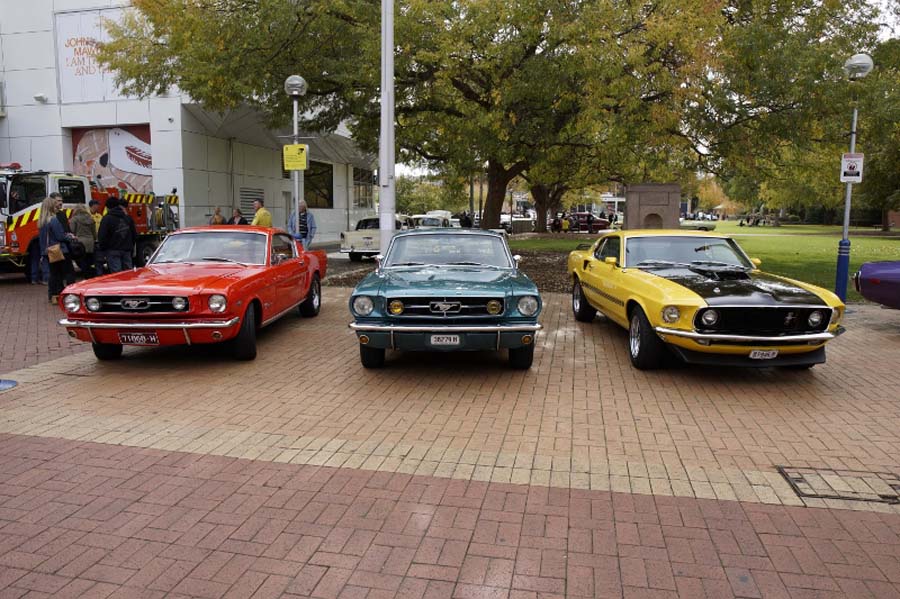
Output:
top-left (668, 346), bottom-right (826, 368)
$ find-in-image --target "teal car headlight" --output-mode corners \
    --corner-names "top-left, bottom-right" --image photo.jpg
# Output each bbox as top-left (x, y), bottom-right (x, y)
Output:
top-left (517, 296), bottom-right (539, 317)
top-left (353, 296), bottom-right (375, 316)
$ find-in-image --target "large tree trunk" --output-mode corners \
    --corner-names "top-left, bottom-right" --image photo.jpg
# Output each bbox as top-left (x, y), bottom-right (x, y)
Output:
top-left (480, 159), bottom-right (525, 229)
top-left (531, 184), bottom-right (549, 232)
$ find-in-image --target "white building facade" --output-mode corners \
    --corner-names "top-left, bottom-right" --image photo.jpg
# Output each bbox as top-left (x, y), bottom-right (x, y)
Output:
top-left (0, 0), bottom-right (375, 244)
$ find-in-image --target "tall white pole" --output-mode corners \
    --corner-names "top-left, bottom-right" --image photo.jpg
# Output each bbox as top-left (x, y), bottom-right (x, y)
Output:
top-left (378, 0), bottom-right (396, 255)
top-left (292, 96), bottom-right (301, 236)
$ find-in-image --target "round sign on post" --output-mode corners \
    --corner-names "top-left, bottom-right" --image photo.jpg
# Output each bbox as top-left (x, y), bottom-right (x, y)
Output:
top-left (840, 153), bottom-right (864, 184)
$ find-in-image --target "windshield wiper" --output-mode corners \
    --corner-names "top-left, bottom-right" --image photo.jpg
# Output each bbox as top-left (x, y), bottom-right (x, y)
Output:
top-left (690, 260), bottom-right (749, 270)
top-left (444, 261), bottom-right (490, 266)
top-left (635, 260), bottom-right (690, 268)
top-left (200, 256), bottom-right (246, 266)
top-left (152, 259), bottom-right (188, 264)
top-left (387, 261), bottom-right (426, 267)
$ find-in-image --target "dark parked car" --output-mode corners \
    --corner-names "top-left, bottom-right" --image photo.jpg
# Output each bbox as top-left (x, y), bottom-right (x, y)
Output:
top-left (855, 262), bottom-right (900, 309)
top-left (572, 212), bottom-right (610, 233)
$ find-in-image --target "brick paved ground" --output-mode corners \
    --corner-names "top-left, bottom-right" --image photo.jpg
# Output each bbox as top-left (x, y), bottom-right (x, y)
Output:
top-left (0, 277), bottom-right (86, 375)
top-left (2, 287), bottom-right (900, 597)
top-left (2, 434), bottom-right (900, 599)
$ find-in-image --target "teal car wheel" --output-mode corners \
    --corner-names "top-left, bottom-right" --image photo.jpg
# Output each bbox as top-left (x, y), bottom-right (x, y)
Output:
top-left (509, 344), bottom-right (534, 370)
top-left (360, 344), bottom-right (385, 368)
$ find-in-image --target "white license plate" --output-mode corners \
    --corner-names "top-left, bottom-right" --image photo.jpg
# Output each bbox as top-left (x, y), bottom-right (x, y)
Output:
top-left (749, 350), bottom-right (778, 360)
top-left (430, 334), bottom-right (460, 346)
top-left (118, 332), bottom-right (159, 345)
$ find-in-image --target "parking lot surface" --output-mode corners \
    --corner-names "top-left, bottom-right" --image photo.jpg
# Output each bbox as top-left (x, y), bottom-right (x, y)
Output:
top-left (1, 286), bottom-right (900, 597)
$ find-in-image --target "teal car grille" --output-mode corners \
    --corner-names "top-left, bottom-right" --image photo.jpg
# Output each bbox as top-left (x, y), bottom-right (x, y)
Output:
top-left (387, 297), bottom-right (504, 317)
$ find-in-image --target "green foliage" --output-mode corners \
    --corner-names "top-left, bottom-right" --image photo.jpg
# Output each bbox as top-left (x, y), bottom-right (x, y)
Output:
top-left (394, 175), bottom-right (468, 215)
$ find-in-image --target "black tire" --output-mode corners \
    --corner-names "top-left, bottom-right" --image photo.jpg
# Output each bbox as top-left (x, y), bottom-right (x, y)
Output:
top-left (232, 304), bottom-right (257, 361)
top-left (628, 306), bottom-right (665, 370)
top-left (92, 343), bottom-right (123, 361)
top-left (697, 226), bottom-right (709, 231)
top-left (360, 345), bottom-right (385, 368)
top-left (135, 241), bottom-right (157, 267)
top-left (299, 275), bottom-right (321, 317)
top-left (509, 345), bottom-right (535, 370)
top-left (572, 278), bottom-right (597, 322)
top-left (349, 252), bottom-right (363, 262)
top-left (784, 363), bottom-right (815, 370)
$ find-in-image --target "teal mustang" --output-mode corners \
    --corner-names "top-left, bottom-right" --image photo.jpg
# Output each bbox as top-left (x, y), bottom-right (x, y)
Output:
top-left (349, 229), bottom-right (542, 369)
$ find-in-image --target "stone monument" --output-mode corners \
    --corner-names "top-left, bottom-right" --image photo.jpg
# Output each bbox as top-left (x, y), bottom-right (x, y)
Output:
top-left (623, 183), bottom-right (681, 230)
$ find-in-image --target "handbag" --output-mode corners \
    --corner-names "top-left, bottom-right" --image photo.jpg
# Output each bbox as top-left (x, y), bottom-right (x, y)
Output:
top-left (47, 243), bottom-right (65, 263)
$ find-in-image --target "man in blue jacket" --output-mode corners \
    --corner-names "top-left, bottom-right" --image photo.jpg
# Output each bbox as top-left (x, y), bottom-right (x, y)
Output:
top-left (288, 200), bottom-right (317, 249)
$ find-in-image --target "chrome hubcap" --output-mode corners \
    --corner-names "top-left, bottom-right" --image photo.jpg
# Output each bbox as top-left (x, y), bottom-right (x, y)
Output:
top-left (313, 282), bottom-right (321, 309)
top-left (629, 315), bottom-right (641, 357)
top-left (573, 283), bottom-right (580, 312)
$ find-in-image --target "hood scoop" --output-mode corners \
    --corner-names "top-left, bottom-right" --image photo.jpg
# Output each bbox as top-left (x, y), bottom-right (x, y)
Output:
top-left (687, 266), bottom-right (751, 281)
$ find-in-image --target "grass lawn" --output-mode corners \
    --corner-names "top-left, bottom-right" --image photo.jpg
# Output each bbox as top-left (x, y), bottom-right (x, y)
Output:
top-left (509, 232), bottom-right (900, 302)
top-left (715, 221), bottom-right (888, 236)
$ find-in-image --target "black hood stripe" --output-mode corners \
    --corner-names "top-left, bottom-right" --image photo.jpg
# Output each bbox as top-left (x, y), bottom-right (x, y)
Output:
top-left (643, 268), bottom-right (826, 306)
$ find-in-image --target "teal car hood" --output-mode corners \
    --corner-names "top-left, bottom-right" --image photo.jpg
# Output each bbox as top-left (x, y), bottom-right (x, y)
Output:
top-left (356, 267), bottom-right (537, 297)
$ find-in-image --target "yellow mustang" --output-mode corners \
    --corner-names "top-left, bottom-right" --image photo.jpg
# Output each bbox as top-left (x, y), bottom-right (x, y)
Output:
top-left (567, 230), bottom-right (845, 370)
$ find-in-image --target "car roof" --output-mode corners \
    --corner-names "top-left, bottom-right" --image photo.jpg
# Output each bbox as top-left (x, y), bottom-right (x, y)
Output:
top-left (605, 229), bottom-right (731, 239)
top-left (172, 226), bottom-right (282, 236)
top-left (393, 228), bottom-right (504, 238)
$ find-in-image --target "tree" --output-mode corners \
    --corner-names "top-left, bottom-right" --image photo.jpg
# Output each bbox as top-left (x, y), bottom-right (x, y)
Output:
top-left (858, 39), bottom-right (900, 230)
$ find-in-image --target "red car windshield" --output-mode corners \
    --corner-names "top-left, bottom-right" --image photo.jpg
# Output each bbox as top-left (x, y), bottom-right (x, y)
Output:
top-left (152, 231), bottom-right (268, 266)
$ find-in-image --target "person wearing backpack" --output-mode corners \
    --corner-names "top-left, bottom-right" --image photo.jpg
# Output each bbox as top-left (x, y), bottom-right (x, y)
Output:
top-left (98, 197), bottom-right (137, 273)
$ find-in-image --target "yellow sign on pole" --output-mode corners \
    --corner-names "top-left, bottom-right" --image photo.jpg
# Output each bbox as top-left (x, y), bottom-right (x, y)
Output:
top-left (283, 144), bottom-right (308, 170)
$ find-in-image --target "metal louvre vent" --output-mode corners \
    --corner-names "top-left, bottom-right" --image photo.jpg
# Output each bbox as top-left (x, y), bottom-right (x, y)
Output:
top-left (239, 187), bottom-right (265, 216)
top-left (695, 307), bottom-right (831, 335)
top-left (86, 296), bottom-right (187, 313)
top-left (778, 466), bottom-right (900, 504)
top-left (388, 297), bottom-right (504, 318)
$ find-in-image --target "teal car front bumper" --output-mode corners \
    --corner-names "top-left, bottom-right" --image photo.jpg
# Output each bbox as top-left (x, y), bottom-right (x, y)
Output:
top-left (349, 322), bottom-right (542, 351)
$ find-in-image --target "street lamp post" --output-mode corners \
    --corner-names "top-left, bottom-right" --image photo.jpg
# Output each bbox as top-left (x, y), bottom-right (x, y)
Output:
top-left (834, 53), bottom-right (873, 301)
top-left (285, 75), bottom-right (308, 236)
top-left (379, 0), bottom-right (396, 255)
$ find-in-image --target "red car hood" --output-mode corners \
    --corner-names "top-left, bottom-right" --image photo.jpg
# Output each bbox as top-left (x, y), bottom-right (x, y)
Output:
top-left (65, 263), bottom-right (264, 296)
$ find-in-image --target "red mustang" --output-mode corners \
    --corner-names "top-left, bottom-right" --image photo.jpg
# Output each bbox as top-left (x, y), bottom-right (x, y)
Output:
top-left (58, 226), bottom-right (326, 361)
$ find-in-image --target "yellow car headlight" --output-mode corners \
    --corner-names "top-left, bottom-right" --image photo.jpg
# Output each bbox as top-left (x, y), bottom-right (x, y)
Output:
top-left (830, 308), bottom-right (842, 325)
top-left (389, 300), bottom-right (404, 315)
top-left (661, 305), bottom-right (680, 323)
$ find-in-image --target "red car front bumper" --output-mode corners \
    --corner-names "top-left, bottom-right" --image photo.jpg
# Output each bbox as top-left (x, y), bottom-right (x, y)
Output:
top-left (59, 317), bottom-right (242, 346)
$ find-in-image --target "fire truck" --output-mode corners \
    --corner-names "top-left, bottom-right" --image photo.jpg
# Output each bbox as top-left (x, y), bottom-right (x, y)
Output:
top-left (0, 163), bottom-right (179, 279)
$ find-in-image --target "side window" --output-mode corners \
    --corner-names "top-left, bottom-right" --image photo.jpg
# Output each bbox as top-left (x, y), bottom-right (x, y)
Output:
top-left (271, 234), bottom-right (295, 263)
top-left (593, 238), bottom-right (609, 260)
top-left (58, 179), bottom-right (86, 204)
top-left (9, 176), bottom-right (46, 213)
top-left (0, 181), bottom-right (6, 210)
top-left (596, 237), bottom-right (621, 264)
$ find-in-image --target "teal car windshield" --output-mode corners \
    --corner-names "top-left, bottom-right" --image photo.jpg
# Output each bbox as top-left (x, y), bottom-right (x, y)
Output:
top-left (384, 234), bottom-right (512, 268)
top-left (625, 236), bottom-right (752, 269)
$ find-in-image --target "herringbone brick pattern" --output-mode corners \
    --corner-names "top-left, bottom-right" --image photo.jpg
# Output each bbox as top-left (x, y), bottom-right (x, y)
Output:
top-left (2, 434), bottom-right (900, 599)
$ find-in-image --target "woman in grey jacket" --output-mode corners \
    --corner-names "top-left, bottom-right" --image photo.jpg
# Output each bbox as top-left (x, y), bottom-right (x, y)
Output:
top-left (70, 204), bottom-right (97, 278)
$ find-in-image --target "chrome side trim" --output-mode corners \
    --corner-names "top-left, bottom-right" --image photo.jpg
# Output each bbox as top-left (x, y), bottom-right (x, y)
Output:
top-left (349, 323), bottom-right (542, 333)
top-left (59, 317), bottom-right (240, 330)
top-left (261, 300), bottom-right (303, 327)
top-left (655, 326), bottom-right (840, 343)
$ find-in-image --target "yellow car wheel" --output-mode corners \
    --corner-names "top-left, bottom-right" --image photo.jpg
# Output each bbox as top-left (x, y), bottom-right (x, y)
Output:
top-left (572, 279), bottom-right (597, 323)
top-left (628, 306), bottom-right (665, 370)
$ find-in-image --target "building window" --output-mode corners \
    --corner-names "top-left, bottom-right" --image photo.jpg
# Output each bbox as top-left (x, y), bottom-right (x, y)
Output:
top-left (304, 161), bottom-right (333, 209)
top-left (353, 168), bottom-right (374, 209)
top-left (239, 187), bottom-right (265, 217)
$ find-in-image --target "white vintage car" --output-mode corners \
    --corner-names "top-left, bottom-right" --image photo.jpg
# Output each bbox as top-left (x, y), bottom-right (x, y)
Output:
top-left (340, 215), bottom-right (414, 261)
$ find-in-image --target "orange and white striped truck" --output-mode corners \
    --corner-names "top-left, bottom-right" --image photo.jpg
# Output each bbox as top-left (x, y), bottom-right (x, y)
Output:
top-left (1, 163), bottom-right (179, 279)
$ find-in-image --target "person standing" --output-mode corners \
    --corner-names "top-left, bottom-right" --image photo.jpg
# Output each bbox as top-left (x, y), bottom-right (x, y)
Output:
top-left (209, 206), bottom-right (226, 225)
top-left (288, 200), bottom-right (317, 249)
top-left (38, 197), bottom-right (74, 303)
top-left (98, 197), bottom-right (137, 273)
top-left (251, 199), bottom-right (272, 227)
top-left (69, 204), bottom-right (97, 279)
top-left (228, 208), bottom-right (248, 225)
